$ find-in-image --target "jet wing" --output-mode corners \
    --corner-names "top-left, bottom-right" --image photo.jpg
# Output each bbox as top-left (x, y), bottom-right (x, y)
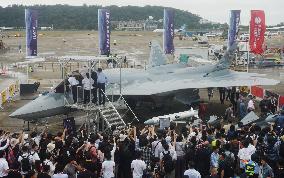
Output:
top-left (108, 69), bottom-right (279, 96)
top-left (56, 56), bottom-right (110, 61)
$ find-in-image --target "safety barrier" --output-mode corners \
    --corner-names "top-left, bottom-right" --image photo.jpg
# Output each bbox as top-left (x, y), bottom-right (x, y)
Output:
top-left (0, 80), bottom-right (20, 108)
top-left (251, 85), bottom-right (284, 109)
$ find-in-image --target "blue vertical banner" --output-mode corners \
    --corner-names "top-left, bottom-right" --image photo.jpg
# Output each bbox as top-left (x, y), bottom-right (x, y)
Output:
top-left (98, 9), bottom-right (110, 55)
top-left (228, 10), bottom-right (241, 49)
top-left (25, 9), bottom-right (38, 56)
top-left (163, 8), bottom-right (175, 54)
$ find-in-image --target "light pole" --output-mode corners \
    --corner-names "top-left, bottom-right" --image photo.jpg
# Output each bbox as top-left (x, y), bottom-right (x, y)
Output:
top-left (119, 57), bottom-right (122, 95)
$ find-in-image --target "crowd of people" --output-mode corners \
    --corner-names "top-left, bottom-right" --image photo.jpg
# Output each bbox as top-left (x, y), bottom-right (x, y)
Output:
top-left (0, 103), bottom-right (283, 178)
top-left (216, 87), bottom-right (279, 122)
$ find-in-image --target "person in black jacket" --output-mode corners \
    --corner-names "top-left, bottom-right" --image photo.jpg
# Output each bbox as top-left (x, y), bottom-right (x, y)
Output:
top-left (37, 165), bottom-right (51, 178)
top-left (91, 70), bottom-right (97, 104)
top-left (218, 87), bottom-right (226, 104)
top-left (259, 96), bottom-right (270, 116)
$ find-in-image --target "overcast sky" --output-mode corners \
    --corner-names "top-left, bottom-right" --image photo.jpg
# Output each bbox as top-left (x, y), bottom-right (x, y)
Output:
top-left (1, 0), bottom-right (283, 25)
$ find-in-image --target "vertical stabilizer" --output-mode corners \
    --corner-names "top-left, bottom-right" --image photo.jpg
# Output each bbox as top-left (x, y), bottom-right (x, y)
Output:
top-left (204, 43), bottom-right (237, 76)
top-left (148, 40), bottom-right (167, 67)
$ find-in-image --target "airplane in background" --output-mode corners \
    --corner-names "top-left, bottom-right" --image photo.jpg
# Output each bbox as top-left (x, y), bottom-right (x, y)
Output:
top-left (177, 24), bottom-right (194, 37)
top-left (153, 29), bottom-right (179, 33)
top-left (154, 24), bottom-right (188, 33)
top-left (0, 27), bottom-right (14, 31)
top-left (9, 41), bottom-right (279, 121)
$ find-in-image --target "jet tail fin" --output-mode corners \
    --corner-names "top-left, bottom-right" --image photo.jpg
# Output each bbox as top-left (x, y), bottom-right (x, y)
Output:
top-left (148, 40), bottom-right (167, 67)
top-left (204, 42), bottom-right (238, 76)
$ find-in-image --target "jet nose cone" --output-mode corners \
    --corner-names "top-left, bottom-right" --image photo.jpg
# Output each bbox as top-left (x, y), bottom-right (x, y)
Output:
top-left (9, 101), bottom-right (34, 119)
top-left (144, 119), bottom-right (154, 125)
top-left (9, 111), bottom-right (19, 118)
top-left (9, 93), bottom-right (66, 120)
top-left (9, 102), bottom-right (32, 119)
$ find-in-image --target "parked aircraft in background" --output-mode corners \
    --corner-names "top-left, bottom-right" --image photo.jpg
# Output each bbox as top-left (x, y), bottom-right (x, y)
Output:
top-left (0, 27), bottom-right (14, 31)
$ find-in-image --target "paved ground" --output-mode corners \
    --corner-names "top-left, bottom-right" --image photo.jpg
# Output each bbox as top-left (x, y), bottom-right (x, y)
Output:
top-left (0, 77), bottom-right (15, 92)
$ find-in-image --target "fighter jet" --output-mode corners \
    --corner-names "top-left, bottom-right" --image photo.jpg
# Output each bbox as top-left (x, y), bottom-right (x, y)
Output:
top-left (9, 41), bottom-right (279, 121)
top-left (104, 41), bottom-right (279, 107)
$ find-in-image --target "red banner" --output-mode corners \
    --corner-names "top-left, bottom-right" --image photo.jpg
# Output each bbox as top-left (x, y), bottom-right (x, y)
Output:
top-left (279, 96), bottom-right (284, 108)
top-left (249, 10), bottom-right (266, 54)
top-left (251, 86), bottom-right (264, 98)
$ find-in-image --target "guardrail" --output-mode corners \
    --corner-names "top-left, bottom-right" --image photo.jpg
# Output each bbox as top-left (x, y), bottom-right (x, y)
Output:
top-left (118, 94), bottom-right (139, 123)
top-left (0, 80), bottom-right (20, 109)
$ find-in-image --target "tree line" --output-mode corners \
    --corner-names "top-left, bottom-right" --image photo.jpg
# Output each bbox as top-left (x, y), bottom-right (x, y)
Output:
top-left (0, 4), bottom-right (223, 30)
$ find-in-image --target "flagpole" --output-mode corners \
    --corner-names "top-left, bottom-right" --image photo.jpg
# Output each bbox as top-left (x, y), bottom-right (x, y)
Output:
top-left (247, 45), bottom-right (249, 73)
top-left (247, 20), bottom-right (250, 73)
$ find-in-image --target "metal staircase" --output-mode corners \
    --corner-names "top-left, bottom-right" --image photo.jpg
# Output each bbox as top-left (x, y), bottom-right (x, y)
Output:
top-left (66, 89), bottom-right (127, 131)
top-left (98, 103), bottom-right (126, 130)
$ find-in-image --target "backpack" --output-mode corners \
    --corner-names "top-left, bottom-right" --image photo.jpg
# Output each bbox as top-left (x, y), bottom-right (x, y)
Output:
top-left (162, 151), bottom-right (175, 173)
top-left (224, 152), bottom-right (234, 167)
top-left (150, 141), bottom-right (160, 162)
top-left (245, 161), bottom-right (255, 176)
top-left (224, 109), bottom-right (229, 120)
top-left (84, 146), bottom-right (97, 163)
top-left (265, 144), bottom-right (279, 161)
top-left (7, 147), bottom-right (18, 168)
top-left (20, 154), bottom-right (31, 172)
top-left (280, 141), bottom-right (284, 159)
top-left (224, 154), bottom-right (235, 176)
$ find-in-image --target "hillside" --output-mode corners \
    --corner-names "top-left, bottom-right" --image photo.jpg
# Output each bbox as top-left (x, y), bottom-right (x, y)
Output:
top-left (0, 5), bottom-right (221, 30)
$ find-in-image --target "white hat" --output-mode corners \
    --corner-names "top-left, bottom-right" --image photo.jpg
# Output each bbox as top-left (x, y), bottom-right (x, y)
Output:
top-left (10, 138), bottom-right (19, 148)
top-left (47, 143), bottom-right (55, 152)
top-left (165, 136), bottom-right (171, 144)
top-left (119, 134), bottom-right (127, 142)
top-left (23, 134), bottom-right (29, 140)
top-left (188, 132), bottom-right (196, 140)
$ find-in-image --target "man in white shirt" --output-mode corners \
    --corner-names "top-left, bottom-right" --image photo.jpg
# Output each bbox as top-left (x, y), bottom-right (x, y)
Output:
top-left (184, 161), bottom-right (201, 178)
top-left (97, 68), bottom-right (108, 105)
top-left (30, 143), bottom-right (40, 166)
top-left (102, 153), bottom-right (115, 178)
top-left (151, 134), bottom-right (164, 159)
top-left (237, 140), bottom-right (255, 169)
top-left (247, 95), bottom-right (255, 112)
top-left (18, 146), bottom-right (33, 175)
top-left (82, 73), bottom-right (94, 104)
top-left (0, 150), bottom-right (9, 178)
top-left (131, 151), bottom-right (146, 178)
top-left (68, 75), bottom-right (79, 103)
top-left (44, 153), bottom-right (55, 176)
